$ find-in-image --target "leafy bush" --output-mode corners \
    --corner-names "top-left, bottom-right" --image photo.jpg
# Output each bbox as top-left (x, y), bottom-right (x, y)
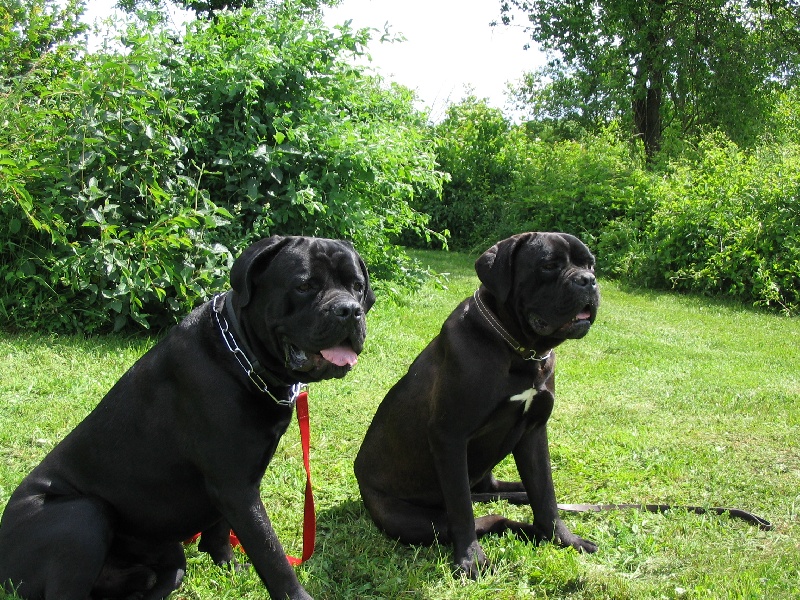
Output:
top-left (421, 95), bottom-right (798, 314)
top-left (497, 126), bottom-right (648, 250)
top-left (421, 100), bottom-right (648, 255)
top-left (2, 27), bottom-right (236, 332)
top-left (1, 3), bottom-right (444, 332)
top-left (174, 8), bottom-right (444, 259)
top-left (416, 98), bottom-right (512, 250)
top-left (626, 134), bottom-right (800, 313)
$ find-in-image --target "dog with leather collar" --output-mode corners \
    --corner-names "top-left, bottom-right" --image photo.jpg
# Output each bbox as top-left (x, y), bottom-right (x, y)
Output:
top-left (355, 232), bottom-right (599, 578)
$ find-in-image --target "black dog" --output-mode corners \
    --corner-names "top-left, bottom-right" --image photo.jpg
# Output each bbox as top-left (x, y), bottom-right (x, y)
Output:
top-left (355, 232), bottom-right (599, 577)
top-left (0, 236), bottom-right (374, 600)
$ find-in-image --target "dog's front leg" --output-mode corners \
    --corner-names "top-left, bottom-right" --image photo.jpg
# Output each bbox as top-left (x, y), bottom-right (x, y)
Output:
top-left (428, 427), bottom-right (488, 578)
top-left (513, 424), bottom-right (597, 553)
top-left (216, 490), bottom-right (312, 600)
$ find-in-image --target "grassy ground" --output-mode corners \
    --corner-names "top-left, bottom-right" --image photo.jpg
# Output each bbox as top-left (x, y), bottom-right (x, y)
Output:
top-left (1, 249), bottom-right (799, 599)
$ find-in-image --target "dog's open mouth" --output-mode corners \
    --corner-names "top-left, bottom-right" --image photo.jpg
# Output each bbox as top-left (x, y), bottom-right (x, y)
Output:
top-left (530, 302), bottom-right (596, 334)
top-left (546, 304), bottom-right (596, 337)
top-left (320, 346), bottom-right (359, 367)
top-left (572, 306), bottom-right (593, 323)
top-left (561, 304), bottom-right (595, 329)
top-left (285, 343), bottom-right (358, 372)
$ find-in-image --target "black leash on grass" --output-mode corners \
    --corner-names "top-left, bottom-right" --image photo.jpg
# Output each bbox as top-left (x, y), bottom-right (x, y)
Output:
top-left (470, 492), bottom-right (774, 531)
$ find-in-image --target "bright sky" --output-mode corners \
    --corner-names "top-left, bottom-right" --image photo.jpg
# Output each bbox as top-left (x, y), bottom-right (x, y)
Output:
top-left (323, 0), bottom-right (544, 119)
top-left (82, 0), bottom-right (546, 119)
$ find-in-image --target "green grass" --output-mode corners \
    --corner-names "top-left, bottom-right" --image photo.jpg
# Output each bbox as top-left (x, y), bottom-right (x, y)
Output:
top-left (2, 249), bottom-right (799, 599)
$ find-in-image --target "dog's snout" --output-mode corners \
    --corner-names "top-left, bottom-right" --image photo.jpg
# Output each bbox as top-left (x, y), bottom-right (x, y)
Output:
top-left (572, 271), bottom-right (597, 288)
top-left (333, 300), bottom-right (363, 321)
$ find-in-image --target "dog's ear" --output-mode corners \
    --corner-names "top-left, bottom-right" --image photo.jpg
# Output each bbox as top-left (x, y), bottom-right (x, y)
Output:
top-left (475, 232), bottom-right (539, 303)
top-left (357, 253), bottom-right (377, 312)
top-left (231, 235), bottom-right (292, 307)
top-left (338, 240), bottom-right (376, 312)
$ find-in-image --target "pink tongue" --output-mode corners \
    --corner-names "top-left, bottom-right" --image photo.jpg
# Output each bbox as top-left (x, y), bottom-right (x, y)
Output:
top-left (576, 311), bottom-right (592, 321)
top-left (320, 346), bottom-right (358, 367)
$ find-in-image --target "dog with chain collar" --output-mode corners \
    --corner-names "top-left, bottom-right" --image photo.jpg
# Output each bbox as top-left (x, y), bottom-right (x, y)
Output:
top-left (0, 235), bottom-right (375, 600)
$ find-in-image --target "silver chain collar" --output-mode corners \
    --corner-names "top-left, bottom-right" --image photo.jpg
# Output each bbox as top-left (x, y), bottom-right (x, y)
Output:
top-left (212, 293), bottom-right (301, 406)
top-left (472, 290), bottom-right (553, 362)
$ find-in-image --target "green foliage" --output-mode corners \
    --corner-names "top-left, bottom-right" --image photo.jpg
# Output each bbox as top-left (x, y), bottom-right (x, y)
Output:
top-left (507, 56), bottom-right (629, 139)
top-left (172, 8), bottom-right (444, 272)
top-left (500, 0), bottom-right (800, 157)
top-left (415, 98), bottom-right (511, 250)
top-left (0, 0), bottom-right (86, 81)
top-left (1, 30), bottom-right (235, 332)
top-left (498, 126), bottom-right (649, 250)
top-left (616, 134), bottom-right (800, 313)
top-left (115, 0), bottom-right (327, 20)
top-left (1, 2), bottom-right (444, 332)
top-left (421, 99), bottom-right (647, 255)
top-left (421, 95), bottom-right (798, 314)
top-left (4, 1), bottom-right (797, 334)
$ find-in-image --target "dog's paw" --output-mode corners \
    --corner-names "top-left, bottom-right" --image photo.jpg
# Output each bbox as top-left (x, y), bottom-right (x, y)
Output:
top-left (453, 540), bottom-right (490, 579)
top-left (555, 529), bottom-right (598, 554)
top-left (216, 557), bottom-right (250, 572)
top-left (573, 536), bottom-right (598, 554)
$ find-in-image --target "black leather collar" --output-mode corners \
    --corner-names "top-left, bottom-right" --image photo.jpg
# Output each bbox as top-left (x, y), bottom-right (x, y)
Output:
top-left (472, 289), bottom-right (553, 362)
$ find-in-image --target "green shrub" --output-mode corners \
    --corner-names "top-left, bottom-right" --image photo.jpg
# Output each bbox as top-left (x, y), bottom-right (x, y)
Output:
top-left (498, 126), bottom-right (648, 250)
top-left (1, 29), bottom-right (234, 332)
top-left (417, 98), bottom-right (512, 250)
top-left (421, 101), bottom-right (649, 254)
top-left (1, 4), bottom-right (444, 332)
top-left (174, 8), bottom-right (444, 258)
top-left (627, 134), bottom-right (800, 313)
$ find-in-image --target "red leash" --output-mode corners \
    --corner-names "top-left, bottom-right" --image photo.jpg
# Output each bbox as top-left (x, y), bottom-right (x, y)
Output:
top-left (186, 390), bottom-right (316, 565)
top-left (286, 389), bottom-right (315, 565)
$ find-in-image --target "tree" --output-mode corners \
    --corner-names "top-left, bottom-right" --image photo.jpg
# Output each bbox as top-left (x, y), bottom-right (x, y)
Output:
top-left (0, 0), bottom-right (86, 82)
top-left (500, 0), bottom-right (800, 158)
top-left (115, 0), bottom-right (327, 19)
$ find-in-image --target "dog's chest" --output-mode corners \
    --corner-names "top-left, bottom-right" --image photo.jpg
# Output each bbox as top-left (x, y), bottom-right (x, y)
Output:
top-left (505, 362), bottom-right (553, 417)
top-left (509, 387), bottom-right (538, 413)
top-left (504, 374), bottom-right (554, 423)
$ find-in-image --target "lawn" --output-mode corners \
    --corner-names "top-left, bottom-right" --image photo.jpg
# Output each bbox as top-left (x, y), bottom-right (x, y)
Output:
top-left (1, 249), bottom-right (798, 599)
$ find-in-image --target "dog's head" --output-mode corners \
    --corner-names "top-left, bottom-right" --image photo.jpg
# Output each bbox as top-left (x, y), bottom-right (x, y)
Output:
top-left (475, 232), bottom-right (599, 341)
top-left (230, 235), bottom-right (375, 383)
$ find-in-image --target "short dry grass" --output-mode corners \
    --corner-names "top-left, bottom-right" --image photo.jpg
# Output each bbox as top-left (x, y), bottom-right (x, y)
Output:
top-left (1, 249), bottom-right (798, 599)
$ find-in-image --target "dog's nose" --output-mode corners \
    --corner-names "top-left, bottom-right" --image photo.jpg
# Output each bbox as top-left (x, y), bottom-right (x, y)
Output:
top-left (333, 300), bottom-right (363, 321)
top-left (573, 272), bottom-right (597, 288)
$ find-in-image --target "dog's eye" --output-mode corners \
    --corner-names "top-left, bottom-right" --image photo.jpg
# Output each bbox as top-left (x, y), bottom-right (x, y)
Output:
top-left (353, 282), bottom-right (365, 294)
top-left (296, 282), bottom-right (314, 293)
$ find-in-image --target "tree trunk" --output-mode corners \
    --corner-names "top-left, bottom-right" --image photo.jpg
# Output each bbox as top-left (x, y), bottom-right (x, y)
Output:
top-left (631, 0), bottom-right (666, 161)
top-left (632, 77), bottom-right (663, 159)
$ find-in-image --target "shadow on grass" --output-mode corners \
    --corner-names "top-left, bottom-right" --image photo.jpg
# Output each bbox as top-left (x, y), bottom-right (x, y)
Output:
top-left (305, 499), bottom-right (449, 599)
top-left (307, 499), bottom-right (603, 599)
